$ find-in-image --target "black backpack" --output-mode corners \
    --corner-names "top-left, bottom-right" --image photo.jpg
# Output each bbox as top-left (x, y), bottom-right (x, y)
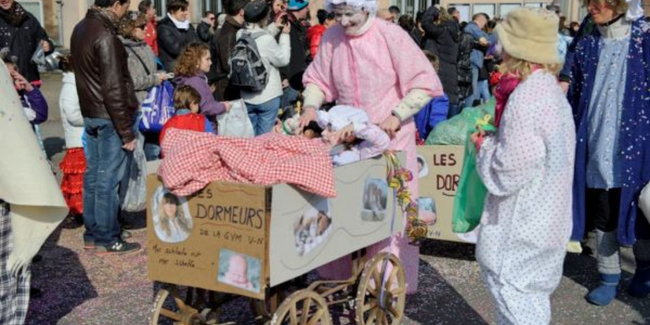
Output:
top-left (457, 33), bottom-right (475, 99)
top-left (228, 31), bottom-right (269, 92)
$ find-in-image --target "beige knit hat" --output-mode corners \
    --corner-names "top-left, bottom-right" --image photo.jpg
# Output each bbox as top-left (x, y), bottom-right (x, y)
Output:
top-left (495, 7), bottom-right (560, 64)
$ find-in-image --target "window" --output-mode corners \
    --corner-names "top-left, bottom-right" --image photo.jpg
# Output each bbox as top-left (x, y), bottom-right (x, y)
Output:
top-left (205, 0), bottom-right (223, 14)
top-left (155, 0), bottom-right (168, 17)
top-left (499, 3), bottom-right (521, 17)
top-left (524, 2), bottom-right (545, 8)
top-left (418, 0), bottom-right (432, 13)
top-left (19, 1), bottom-right (43, 25)
top-left (472, 4), bottom-right (495, 20)
top-left (406, 0), bottom-right (416, 16)
top-left (449, 4), bottom-right (470, 23)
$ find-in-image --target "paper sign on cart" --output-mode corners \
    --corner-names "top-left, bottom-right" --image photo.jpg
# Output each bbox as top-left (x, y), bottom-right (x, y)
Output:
top-left (416, 145), bottom-right (478, 243)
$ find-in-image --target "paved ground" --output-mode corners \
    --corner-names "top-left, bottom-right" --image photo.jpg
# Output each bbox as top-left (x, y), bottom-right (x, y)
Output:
top-left (24, 72), bottom-right (650, 325)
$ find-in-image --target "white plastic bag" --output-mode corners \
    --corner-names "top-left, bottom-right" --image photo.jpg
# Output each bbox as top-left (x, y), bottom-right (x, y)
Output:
top-left (217, 99), bottom-right (255, 138)
top-left (122, 139), bottom-right (147, 212)
top-left (640, 182), bottom-right (650, 224)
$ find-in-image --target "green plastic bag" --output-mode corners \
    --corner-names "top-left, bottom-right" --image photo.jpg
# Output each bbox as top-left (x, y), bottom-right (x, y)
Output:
top-left (452, 118), bottom-right (497, 233)
top-left (426, 98), bottom-right (495, 145)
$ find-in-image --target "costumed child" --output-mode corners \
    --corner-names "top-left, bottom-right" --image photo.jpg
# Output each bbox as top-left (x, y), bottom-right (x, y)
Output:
top-left (58, 54), bottom-right (86, 221)
top-left (174, 43), bottom-right (231, 134)
top-left (414, 50), bottom-right (449, 143)
top-left (159, 85), bottom-right (214, 149)
top-left (470, 8), bottom-right (576, 324)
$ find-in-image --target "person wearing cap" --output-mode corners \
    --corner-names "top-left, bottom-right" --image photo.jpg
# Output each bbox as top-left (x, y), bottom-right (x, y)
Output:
top-left (300, 0), bottom-right (443, 293)
top-left (239, 0), bottom-right (291, 135)
top-left (469, 7), bottom-right (575, 323)
top-left (569, 0), bottom-right (650, 306)
top-left (279, 0), bottom-right (310, 114)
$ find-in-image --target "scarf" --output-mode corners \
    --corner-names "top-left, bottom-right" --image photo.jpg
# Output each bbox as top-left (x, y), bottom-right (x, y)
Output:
top-left (596, 14), bottom-right (631, 39)
top-left (493, 73), bottom-right (521, 128)
top-left (168, 13), bottom-right (190, 30)
top-left (0, 2), bottom-right (26, 27)
top-left (347, 14), bottom-right (375, 37)
top-left (90, 5), bottom-right (121, 29)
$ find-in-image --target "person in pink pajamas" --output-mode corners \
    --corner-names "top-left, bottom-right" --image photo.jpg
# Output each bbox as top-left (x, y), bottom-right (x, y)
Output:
top-left (299, 0), bottom-right (443, 293)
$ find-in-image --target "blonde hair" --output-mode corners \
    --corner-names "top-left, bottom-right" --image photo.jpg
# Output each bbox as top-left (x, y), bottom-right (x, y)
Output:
top-left (499, 52), bottom-right (562, 81)
top-left (174, 43), bottom-right (210, 77)
top-left (581, 0), bottom-right (628, 15)
top-left (159, 193), bottom-right (191, 237)
top-left (436, 6), bottom-right (452, 24)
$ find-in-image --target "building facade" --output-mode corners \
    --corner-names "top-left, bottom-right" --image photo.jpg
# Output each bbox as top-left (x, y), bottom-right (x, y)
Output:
top-left (18, 0), bottom-right (650, 49)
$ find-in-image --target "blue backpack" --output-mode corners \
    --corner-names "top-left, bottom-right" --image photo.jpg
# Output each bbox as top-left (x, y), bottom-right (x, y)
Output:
top-left (139, 81), bottom-right (175, 132)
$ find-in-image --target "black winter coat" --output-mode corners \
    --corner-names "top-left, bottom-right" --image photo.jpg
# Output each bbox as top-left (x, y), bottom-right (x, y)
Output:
top-left (279, 16), bottom-right (309, 86)
top-left (409, 28), bottom-right (423, 48)
top-left (157, 17), bottom-right (198, 72)
top-left (0, 7), bottom-right (53, 82)
top-left (212, 16), bottom-right (243, 101)
top-left (421, 7), bottom-right (460, 103)
top-left (196, 21), bottom-right (213, 43)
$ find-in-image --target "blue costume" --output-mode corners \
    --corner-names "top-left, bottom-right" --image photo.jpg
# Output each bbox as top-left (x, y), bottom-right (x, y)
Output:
top-left (570, 17), bottom-right (650, 245)
top-left (414, 95), bottom-right (449, 141)
top-left (570, 16), bottom-right (650, 305)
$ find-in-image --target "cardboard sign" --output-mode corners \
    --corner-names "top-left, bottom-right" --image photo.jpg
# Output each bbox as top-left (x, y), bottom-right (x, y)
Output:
top-left (268, 153), bottom-right (404, 286)
top-left (416, 145), bottom-right (478, 244)
top-left (147, 176), bottom-right (269, 299)
top-left (147, 153), bottom-right (406, 295)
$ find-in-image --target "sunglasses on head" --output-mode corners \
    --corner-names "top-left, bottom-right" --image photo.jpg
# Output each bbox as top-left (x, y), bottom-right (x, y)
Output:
top-left (137, 24), bottom-right (147, 29)
top-left (127, 11), bottom-right (140, 20)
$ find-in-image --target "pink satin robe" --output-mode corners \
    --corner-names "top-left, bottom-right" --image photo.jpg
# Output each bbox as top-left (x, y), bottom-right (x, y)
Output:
top-left (303, 18), bottom-right (443, 293)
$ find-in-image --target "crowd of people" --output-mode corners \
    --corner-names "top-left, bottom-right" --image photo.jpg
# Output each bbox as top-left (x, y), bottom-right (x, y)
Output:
top-left (0, 0), bottom-right (649, 324)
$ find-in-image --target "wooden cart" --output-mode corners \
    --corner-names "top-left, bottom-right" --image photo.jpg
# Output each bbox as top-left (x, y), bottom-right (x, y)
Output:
top-left (146, 153), bottom-right (408, 325)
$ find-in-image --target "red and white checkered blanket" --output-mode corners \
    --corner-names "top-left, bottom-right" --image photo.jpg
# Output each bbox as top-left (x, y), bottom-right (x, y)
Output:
top-left (158, 129), bottom-right (336, 197)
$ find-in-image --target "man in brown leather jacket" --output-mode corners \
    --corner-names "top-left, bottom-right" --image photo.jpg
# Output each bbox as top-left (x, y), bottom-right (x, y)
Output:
top-left (71, 0), bottom-right (141, 255)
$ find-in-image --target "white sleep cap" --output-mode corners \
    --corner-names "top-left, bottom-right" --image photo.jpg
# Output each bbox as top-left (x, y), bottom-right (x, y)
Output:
top-left (325, 0), bottom-right (378, 15)
top-left (317, 105), bottom-right (370, 134)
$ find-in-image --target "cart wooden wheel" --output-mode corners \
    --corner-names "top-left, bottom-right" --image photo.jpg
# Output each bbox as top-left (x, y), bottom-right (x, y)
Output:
top-left (271, 290), bottom-right (332, 325)
top-left (355, 253), bottom-right (406, 325)
top-left (150, 285), bottom-right (201, 325)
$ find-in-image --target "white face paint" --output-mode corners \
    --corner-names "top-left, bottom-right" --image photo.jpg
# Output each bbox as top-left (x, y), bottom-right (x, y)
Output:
top-left (332, 5), bottom-right (368, 35)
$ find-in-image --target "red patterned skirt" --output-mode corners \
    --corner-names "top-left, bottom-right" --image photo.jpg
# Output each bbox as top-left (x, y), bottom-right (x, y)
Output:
top-left (59, 148), bottom-right (86, 215)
